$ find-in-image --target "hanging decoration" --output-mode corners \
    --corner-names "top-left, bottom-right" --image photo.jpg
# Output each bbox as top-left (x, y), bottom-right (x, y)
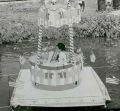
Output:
top-left (19, 56), bottom-right (26, 65)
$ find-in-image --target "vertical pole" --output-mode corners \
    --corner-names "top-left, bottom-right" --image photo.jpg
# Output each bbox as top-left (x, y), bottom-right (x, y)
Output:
top-left (104, 68), bottom-right (107, 108)
top-left (8, 74), bottom-right (10, 109)
top-left (37, 25), bottom-right (43, 65)
top-left (68, 25), bottom-right (74, 63)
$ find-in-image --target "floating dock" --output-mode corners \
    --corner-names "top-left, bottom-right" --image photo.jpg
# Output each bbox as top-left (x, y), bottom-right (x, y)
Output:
top-left (11, 67), bottom-right (111, 107)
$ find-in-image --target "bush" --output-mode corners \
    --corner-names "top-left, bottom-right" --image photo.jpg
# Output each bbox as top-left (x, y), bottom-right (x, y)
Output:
top-left (44, 12), bottom-right (120, 42)
top-left (0, 8), bottom-right (120, 44)
top-left (0, 19), bottom-right (38, 44)
top-left (74, 12), bottom-right (120, 41)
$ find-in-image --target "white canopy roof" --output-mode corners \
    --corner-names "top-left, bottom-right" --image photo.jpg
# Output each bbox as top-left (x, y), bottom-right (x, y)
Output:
top-left (38, 0), bottom-right (81, 27)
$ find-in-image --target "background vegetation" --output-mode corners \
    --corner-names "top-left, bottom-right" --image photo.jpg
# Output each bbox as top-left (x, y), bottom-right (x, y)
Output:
top-left (0, 1), bottom-right (120, 45)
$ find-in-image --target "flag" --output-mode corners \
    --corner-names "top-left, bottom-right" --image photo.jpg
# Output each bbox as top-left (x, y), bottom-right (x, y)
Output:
top-left (106, 76), bottom-right (120, 85)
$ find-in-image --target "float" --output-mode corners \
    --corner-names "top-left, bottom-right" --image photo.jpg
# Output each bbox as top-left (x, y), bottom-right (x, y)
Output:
top-left (10, 0), bottom-right (111, 108)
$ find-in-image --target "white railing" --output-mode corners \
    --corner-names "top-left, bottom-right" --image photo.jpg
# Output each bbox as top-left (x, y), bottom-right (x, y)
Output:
top-left (31, 62), bottom-right (82, 86)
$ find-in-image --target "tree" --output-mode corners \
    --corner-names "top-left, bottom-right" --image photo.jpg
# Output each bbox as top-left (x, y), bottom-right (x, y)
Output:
top-left (113, 0), bottom-right (120, 9)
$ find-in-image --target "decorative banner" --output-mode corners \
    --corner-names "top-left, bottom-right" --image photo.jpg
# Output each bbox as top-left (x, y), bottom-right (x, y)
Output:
top-left (68, 68), bottom-right (73, 83)
top-left (56, 70), bottom-right (60, 85)
top-left (39, 68), bottom-right (44, 84)
top-left (65, 68), bottom-right (69, 84)
top-left (34, 65), bottom-right (39, 84)
top-left (50, 71), bottom-right (56, 86)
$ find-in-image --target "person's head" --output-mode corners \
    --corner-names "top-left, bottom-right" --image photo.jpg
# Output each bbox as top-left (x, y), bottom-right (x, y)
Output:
top-left (57, 43), bottom-right (66, 51)
top-left (67, 1), bottom-right (71, 8)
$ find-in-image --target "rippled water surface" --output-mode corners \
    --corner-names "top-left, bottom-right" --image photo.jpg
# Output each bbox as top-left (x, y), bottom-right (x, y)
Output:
top-left (0, 38), bottom-right (120, 110)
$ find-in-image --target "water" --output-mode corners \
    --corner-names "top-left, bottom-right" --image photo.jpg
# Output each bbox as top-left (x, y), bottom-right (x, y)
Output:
top-left (0, 38), bottom-right (120, 110)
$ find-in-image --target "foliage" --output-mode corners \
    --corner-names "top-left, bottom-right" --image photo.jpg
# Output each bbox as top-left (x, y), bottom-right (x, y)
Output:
top-left (14, 107), bottom-right (32, 111)
top-left (0, 19), bottom-right (38, 44)
top-left (74, 12), bottom-right (120, 41)
top-left (46, 12), bottom-right (120, 43)
top-left (0, 2), bottom-right (120, 44)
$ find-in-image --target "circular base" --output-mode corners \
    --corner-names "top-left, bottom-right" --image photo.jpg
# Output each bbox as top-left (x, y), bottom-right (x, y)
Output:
top-left (29, 51), bottom-right (83, 91)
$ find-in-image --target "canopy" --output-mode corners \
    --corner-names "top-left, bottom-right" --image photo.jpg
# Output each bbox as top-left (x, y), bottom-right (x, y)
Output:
top-left (37, 0), bottom-right (81, 64)
top-left (38, 0), bottom-right (81, 27)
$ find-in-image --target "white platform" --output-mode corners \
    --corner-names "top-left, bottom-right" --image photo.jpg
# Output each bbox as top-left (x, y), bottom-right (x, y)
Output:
top-left (11, 67), bottom-right (111, 107)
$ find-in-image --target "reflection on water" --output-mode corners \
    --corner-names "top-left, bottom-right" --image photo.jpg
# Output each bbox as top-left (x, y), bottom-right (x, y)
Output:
top-left (0, 38), bottom-right (120, 109)
top-left (105, 47), bottom-right (120, 66)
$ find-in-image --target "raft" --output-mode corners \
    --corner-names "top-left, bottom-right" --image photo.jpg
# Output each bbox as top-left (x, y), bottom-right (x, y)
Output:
top-left (10, 66), bottom-right (111, 107)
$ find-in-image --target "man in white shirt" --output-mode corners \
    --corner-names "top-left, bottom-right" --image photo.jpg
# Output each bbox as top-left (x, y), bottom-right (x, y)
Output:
top-left (82, 0), bottom-right (85, 12)
top-left (78, 0), bottom-right (85, 14)
top-left (78, 0), bottom-right (82, 5)
top-left (77, 0), bottom-right (82, 14)
top-left (78, 0), bottom-right (83, 9)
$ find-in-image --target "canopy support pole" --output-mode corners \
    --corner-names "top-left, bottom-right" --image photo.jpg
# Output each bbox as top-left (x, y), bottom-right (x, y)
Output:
top-left (37, 25), bottom-right (43, 65)
top-left (69, 25), bottom-right (74, 63)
